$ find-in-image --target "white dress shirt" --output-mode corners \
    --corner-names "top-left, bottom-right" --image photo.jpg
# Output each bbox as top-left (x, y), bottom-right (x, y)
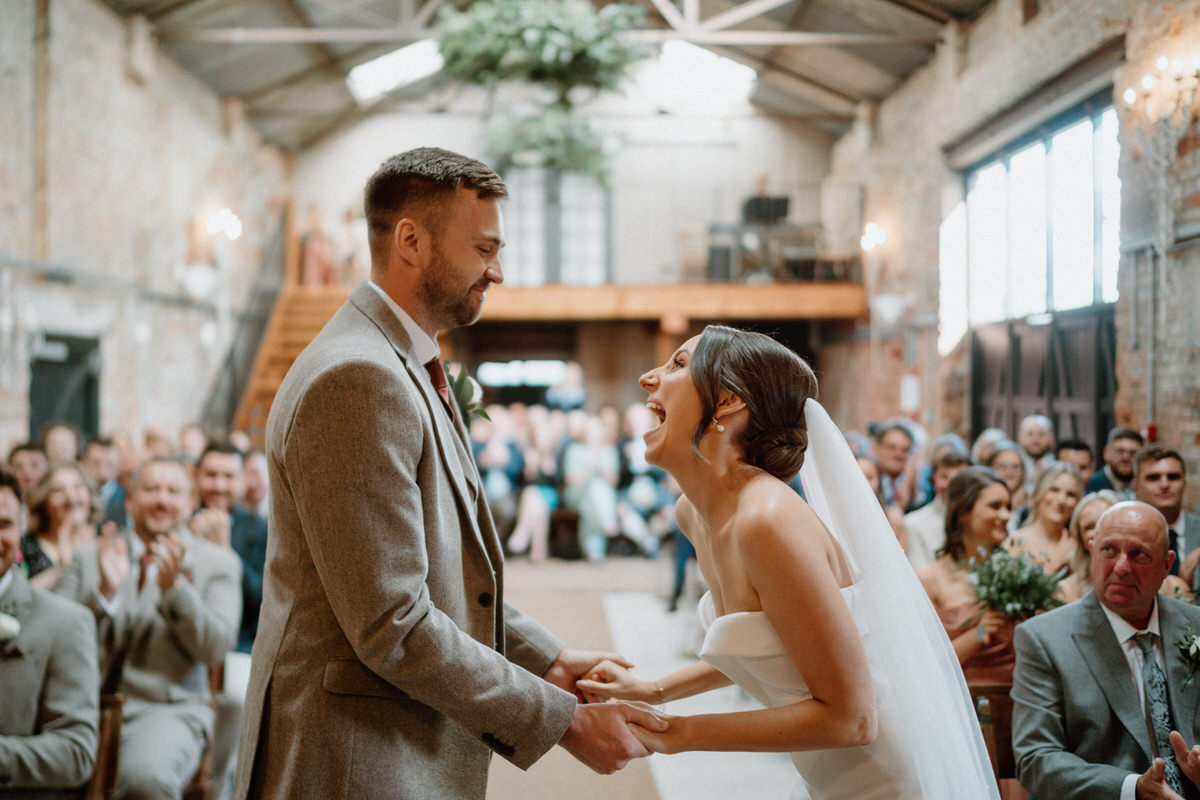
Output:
top-left (1100, 599), bottom-right (1167, 800)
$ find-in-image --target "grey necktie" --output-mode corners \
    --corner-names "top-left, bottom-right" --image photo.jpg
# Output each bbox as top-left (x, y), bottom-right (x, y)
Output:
top-left (1135, 633), bottom-right (1184, 794)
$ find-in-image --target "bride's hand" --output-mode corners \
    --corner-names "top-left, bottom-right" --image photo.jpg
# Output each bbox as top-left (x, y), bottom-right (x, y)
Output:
top-left (576, 659), bottom-right (656, 704)
top-left (625, 702), bottom-right (679, 754)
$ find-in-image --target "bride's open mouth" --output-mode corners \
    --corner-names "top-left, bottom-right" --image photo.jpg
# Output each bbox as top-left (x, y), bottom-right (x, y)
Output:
top-left (645, 400), bottom-right (665, 435)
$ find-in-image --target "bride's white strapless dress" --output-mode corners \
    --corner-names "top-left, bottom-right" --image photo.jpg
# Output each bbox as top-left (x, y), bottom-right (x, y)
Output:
top-left (698, 588), bottom-right (920, 800)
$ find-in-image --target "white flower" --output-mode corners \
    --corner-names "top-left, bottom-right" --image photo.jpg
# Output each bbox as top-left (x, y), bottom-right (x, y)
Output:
top-left (0, 612), bottom-right (20, 645)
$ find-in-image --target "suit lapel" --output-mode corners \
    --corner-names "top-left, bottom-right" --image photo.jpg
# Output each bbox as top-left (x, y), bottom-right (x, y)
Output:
top-left (348, 285), bottom-right (489, 557)
top-left (1159, 597), bottom-right (1200, 736)
top-left (1072, 593), bottom-right (1154, 763)
top-left (0, 571), bottom-right (33, 658)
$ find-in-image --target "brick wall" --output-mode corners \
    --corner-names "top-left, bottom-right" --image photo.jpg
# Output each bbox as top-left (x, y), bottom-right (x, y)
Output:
top-left (0, 0), bottom-right (290, 449)
top-left (820, 0), bottom-right (1200, 508)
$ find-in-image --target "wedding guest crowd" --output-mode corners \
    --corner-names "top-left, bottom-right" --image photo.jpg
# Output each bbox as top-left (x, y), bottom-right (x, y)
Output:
top-left (2, 393), bottom-right (1197, 799)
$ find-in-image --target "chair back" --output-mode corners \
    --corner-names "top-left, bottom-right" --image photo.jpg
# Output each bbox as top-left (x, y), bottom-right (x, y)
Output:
top-left (970, 682), bottom-right (1016, 782)
top-left (83, 693), bottom-right (125, 800)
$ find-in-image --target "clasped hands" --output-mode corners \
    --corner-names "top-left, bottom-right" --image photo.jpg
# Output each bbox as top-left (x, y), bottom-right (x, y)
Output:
top-left (1137, 731), bottom-right (1200, 799)
top-left (97, 524), bottom-right (189, 600)
top-left (548, 649), bottom-right (673, 775)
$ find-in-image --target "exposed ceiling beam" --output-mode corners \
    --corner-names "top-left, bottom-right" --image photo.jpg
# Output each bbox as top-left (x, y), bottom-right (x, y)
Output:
top-left (159, 25), bottom-right (933, 46)
top-left (278, 0), bottom-right (350, 88)
top-left (645, 0), bottom-right (686, 31)
top-left (700, 0), bottom-right (797, 33)
top-left (145, 0), bottom-right (232, 22)
top-left (238, 42), bottom-right (385, 103)
top-left (709, 44), bottom-right (859, 115)
top-left (625, 29), bottom-right (933, 45)
top-left (410, 0), bottom-right (448, 30)
top-left (832, 0), bottom-right (944, 38)
top-left (877, 0), bottom-right (953, 24)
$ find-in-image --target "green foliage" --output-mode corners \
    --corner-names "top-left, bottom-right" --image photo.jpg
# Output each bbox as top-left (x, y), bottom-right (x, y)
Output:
top-left (435, 0), bottom-right (647, 102)
top-left (484, 106), bottom-right (611, 181)
top-left (967, 547), bottom-right (1065, 620)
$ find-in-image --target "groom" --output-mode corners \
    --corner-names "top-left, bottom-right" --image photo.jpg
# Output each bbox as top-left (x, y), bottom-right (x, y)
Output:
top-left (233, 147), bottom-right (663, 799)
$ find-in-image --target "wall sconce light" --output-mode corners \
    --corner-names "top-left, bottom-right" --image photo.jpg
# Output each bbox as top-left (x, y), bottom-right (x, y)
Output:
top-left (860, 222), bottom-right (887, 253)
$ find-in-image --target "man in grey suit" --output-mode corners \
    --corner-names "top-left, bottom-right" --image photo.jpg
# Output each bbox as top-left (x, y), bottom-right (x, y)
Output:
top-left (1013, 501), bottom-right (1200, 800)
top-left (0, 466), bottom-right (98, 795)
top-left (234, 147), bottom-right (664, 800)
top-left (59, 457), bottom-right (241, 800)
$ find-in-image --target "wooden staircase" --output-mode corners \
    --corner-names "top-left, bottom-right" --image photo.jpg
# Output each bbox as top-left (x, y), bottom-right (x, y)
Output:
top-left (233, 286), bottom-right (348, 446)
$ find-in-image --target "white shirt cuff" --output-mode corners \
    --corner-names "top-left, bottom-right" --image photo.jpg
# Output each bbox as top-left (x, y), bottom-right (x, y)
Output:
top-left (1120, 771), bottom-right (1138, 800)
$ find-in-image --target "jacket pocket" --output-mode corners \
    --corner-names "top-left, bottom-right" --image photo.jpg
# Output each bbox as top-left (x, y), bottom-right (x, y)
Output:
top-left (322, 658), bottom-right (410, 700)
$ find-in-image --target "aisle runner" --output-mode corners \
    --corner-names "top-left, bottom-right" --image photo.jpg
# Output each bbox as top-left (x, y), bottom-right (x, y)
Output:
top-left (602, 591), bottom-right (797, 800)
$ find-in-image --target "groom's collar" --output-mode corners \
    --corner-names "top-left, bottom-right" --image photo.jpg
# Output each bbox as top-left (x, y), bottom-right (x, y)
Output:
top-left (366, 280), bottom-right (439, 364)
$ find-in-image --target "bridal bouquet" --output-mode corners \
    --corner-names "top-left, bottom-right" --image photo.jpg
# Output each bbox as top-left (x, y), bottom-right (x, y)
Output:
top-left (967, 547), bottom-right (1065, 621)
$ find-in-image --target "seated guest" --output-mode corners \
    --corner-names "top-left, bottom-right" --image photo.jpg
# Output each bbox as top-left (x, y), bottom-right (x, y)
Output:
top-left (7, 443), bottom-right (48, 504)
top-left (1012, 501), bottom-right (1200, 800)
top-left (918, 467), bottom-right (1016, 685)
top-left (189, 442), bottom-right (267, 653)
top-left (873, 421), bottom-right (916, 511)
top-left (57, 457), bottom-right (241, 800)
top-left (82, 437), bottom-right (124, 522)
top-left (905, 448), bottom-right (972, 571)
top-left (0, 466), bottom-right (99, 793)
top-left (1086, 426), bottom-right (1143, 498)
top-left (1132, 445), bottom-right (1200, 589)
top-left (39, 421), bottom-right (83, 466)
top-left (987, 441), bottom-right (1028, 527)
top-left (1017, 414), bottom-right (1056, 493)
top-left (1007, 463), bottom-right (1084, 577)
top-left (1057, 490), bottom-right (1121, 602)
top-left (21, 463), bottom-right (99, 590)
top-left (240, 449), bottom-right (269, 520)
top-left (1055, 439), bottom-right (1095, 487)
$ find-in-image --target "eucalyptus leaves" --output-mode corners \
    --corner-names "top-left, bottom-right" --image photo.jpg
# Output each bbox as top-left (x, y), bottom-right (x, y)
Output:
top-left (435, 0), bottom-right (646, 180)
top-left (967, 547), bottom-right (1065, 620)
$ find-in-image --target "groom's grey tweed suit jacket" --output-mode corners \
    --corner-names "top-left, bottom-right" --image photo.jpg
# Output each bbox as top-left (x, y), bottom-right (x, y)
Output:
top-left (1013, 590), bottom-right (1200, 800)
top-left (234, 283), bottom-right (576, 800)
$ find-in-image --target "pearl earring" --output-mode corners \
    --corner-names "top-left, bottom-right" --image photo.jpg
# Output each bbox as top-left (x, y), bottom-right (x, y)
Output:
top-left (713, 418), bottom-right (725, 433)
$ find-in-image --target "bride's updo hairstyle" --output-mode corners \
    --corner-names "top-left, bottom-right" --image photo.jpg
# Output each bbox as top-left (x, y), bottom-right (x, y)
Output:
top-left (690, 325), bottom-right (818, 481)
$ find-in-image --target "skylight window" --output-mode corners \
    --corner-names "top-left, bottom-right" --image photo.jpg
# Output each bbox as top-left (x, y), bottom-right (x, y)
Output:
top-left (346, 39), bottom-right (444, 104)
top-left (634, 41), bottom-right (756, 112)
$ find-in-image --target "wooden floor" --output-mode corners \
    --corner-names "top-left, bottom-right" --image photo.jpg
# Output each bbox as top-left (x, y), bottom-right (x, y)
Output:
top-left (488, 557), bottom-right (663, 800)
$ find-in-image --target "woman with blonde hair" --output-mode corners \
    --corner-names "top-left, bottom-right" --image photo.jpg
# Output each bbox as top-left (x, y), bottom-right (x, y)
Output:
top-left (1006, 462), bottom-right (1084, 576)
top-left (20, 461), bottom-right (100, 589)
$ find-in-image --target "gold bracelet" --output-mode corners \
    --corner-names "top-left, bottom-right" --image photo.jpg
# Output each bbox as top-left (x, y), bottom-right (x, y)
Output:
top-left (655, 682), bottom-right (666, 706)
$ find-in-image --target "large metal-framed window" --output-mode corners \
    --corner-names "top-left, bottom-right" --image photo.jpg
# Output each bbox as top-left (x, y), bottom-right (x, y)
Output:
top-left (940, 91), bottom-right (1120, 352)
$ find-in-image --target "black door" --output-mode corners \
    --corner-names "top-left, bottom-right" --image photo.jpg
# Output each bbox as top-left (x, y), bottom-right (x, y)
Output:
top-left (971, 305), bottom-right (1116, 452)
top-left (29, 334), bottom-right (100, 441)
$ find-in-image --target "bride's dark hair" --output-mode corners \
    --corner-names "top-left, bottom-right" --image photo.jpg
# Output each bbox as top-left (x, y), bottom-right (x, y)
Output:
top-left (689, 325), bottom-right (818, 481)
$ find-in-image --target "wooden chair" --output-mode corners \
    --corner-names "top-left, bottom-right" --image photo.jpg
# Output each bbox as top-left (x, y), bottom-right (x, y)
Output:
top-left (181, 662), bottom-right (226, 800)
top-left (76, 693), bottom-right (124, 800)
top-left (970, 682), bottom-right (1016, 783)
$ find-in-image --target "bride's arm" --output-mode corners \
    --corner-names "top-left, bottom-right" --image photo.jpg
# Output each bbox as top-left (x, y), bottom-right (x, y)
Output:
top-left (577, 659), bottom-right (732, 704)
top-left (635, 497), bottom-right (877, 754)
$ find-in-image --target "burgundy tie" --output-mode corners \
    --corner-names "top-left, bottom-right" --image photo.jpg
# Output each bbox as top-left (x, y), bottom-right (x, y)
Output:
top-left (136, 553), bottom-right (154, 592)
top-left (424, 359), bottom-right (456, 422)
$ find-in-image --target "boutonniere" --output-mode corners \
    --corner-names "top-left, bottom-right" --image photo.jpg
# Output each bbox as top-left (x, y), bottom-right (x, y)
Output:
top-left (445, 361), bottom-right (490, 421)
top-left (0, 612), bottom-right (20, 648)
top-left (1175, 629), bottom-right (1200, 684)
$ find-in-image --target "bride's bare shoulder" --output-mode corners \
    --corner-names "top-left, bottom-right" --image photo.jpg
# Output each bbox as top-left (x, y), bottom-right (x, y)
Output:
top-left (736, 477), bottom-right (823, 543)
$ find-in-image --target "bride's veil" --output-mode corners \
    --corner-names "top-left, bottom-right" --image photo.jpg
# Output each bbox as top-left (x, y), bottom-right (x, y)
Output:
top-left (799, 400), bottom-right (1000, 799)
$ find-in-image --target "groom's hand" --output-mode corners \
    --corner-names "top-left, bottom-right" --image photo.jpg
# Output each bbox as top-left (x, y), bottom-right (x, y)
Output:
top-left (545, 649), bottom-right (635, 702)
top-left (558, 703), bottom-right (668, 774)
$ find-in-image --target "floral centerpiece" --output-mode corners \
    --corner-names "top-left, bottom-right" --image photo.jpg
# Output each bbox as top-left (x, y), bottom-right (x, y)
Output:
top-left (967, 546), bottom-right (1065, 620)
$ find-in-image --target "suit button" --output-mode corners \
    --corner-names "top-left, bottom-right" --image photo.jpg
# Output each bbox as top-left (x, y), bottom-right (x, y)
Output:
top-left (478, 592), bottom-right (493, 607)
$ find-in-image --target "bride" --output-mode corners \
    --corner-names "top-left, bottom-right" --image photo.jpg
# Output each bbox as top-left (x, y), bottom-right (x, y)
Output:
top-left (576, 326), bottom-right (998, 799)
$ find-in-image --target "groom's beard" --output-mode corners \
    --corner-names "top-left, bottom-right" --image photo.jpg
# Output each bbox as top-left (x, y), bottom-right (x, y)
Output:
top-left (418, 245), bottom-right (488, 330)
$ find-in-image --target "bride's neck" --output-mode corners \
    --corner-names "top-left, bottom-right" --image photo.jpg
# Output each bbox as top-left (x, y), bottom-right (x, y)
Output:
top-left (673, 449), bottom-right (762, 525)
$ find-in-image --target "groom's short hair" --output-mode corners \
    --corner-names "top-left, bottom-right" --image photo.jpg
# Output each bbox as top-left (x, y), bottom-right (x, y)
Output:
top-left (363, 147), bottom-right (507, 262)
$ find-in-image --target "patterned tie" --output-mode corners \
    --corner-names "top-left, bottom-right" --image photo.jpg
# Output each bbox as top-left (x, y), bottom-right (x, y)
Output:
top-left (1170, 529), bottom-right (1180, 576)
top-left (424, 358), bottom-right (455, 422)
top-left (1135, 633), bottom-right (1184, 794)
